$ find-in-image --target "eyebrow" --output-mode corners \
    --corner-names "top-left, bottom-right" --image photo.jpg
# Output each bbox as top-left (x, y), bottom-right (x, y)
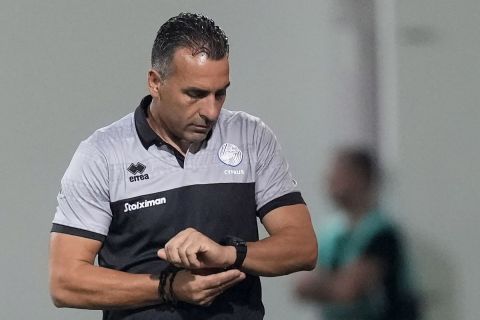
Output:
top-left (182, 82), bottom-right (231, 95)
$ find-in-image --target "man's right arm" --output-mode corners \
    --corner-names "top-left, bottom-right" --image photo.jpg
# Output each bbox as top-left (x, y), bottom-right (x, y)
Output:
top-left (49, 232), bottom-right (245, 309)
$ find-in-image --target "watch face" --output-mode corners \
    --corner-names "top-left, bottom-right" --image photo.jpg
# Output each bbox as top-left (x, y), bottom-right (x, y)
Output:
top-left (223, 236), bottom-right (246, 247)
top-left (223, 236), bottom-right (247, 269)
top-left (232, 239), bottom-right (247, 247)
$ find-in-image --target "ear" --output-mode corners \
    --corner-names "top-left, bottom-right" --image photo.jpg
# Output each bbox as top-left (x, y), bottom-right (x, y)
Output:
top-left (147, 69), bottom-right (163, 98)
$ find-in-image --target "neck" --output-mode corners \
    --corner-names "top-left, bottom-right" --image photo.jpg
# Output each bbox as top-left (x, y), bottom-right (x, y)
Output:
top-left (146, 103), bottom-right (190, 155)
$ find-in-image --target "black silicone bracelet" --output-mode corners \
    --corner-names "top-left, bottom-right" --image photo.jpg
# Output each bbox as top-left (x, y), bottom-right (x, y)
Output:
top-left (169, 270), bottom-right (179, 305)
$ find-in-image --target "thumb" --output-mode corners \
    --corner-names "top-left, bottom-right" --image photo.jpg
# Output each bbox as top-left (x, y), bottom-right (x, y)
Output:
top-left (157, 248), bottom-right (167, 260)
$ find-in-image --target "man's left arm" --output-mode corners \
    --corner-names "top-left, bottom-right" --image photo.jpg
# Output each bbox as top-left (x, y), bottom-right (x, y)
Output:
top-left (157, 203), bottom-right (317, 276)
top-left (239, 118), bottom-right (317, 275)
top-left (241, 203), bottom-right (317, 276)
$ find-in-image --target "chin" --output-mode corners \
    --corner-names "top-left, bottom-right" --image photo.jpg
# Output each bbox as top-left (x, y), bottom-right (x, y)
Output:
top-left (185, 132), bottom-right (209, 143)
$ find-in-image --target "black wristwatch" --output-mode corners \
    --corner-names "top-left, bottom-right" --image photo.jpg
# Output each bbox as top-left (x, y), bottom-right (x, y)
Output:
top-left (221, 236), bottom-right (247, 269)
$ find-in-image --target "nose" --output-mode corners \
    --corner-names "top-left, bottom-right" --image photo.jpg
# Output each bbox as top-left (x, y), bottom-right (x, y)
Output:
top-left (199, 94), bottom-right (222, 123)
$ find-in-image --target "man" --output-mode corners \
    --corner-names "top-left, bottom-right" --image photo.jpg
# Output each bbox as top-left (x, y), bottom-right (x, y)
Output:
top-left (49, 13), bottom-right (317, 320)
top-left (295, 148), bottom-right (418, 320)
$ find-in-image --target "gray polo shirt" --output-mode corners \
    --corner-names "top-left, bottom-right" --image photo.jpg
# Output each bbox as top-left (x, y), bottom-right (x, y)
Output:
top-left (52, 95), bottom-right (305, 320)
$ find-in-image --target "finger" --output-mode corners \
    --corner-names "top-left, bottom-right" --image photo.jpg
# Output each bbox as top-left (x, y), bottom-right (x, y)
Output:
top-left (210, 278), bottom-right (245, 299)
top-left (178, 241), bottom-right (198, 269)
top-left (186, 248), bottom-right (203, 269)
top-left (211, 272), bottom-right (246, 293)
top-left (173, 230), bottom-right (210, 269)
top-left (197, 295), bottom-right (216, 307)
top-left (158, 248), bottom-right (167, 260)
top-left (202, 269), bottom-right (245, 290)
top-left (203, 272), bottom-right (246, 300)
top-left (163, 242), bottom-right (182, 266)
top-left (163, 230), bottom-right (194, 266)
top-left (184, 243), bottom-right (203, 269)
top-left (158, 242), bottom-right (187, 261)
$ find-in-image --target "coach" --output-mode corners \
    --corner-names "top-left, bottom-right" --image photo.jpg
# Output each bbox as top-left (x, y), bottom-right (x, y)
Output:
top-left (49, 13), bottom-right (317, 320)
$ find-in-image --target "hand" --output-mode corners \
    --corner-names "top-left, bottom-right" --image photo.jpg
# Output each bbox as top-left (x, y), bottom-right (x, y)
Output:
top-left (172, 269), bottom-right (246, 306)
top-left (158, 228), bottom-right (235, 269)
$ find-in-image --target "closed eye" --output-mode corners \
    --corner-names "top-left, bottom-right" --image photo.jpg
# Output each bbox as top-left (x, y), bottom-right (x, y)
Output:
top-left (183, 83), bottom-right (230, 100)
top-left (183, 89), bottom-right (209, 99)
top-left (215, 89), bottom-right (227, 100)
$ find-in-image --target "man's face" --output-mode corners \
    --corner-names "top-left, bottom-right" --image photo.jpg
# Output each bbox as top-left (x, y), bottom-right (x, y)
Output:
top-left (327, 157), bottom-right (365, 208)
top-left (149, 48), bottom-right (230, 145)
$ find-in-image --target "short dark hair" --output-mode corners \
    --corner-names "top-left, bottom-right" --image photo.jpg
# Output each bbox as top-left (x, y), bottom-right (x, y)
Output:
top-left (338, 147), bottom-right (380, 186)
top-left (151, 12), bottom-right (229, 79)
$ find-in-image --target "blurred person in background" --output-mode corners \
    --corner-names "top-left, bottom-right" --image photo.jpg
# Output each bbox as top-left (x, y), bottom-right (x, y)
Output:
top-left (295, 147), bottom-right (419, 320)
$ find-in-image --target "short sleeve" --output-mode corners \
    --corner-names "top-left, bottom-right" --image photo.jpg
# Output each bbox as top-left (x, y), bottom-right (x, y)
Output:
top-left (51, 141), bottom-right (112, 241)
top-left (254, 121), bottom-right (305, 219)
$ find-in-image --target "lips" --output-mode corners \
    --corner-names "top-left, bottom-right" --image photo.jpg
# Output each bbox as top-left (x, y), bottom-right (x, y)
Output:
top-left (191, 124), bottom-right (210, 132)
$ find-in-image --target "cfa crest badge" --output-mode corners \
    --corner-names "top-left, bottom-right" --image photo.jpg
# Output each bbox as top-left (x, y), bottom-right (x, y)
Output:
top-left (218, 143), bottom-right (243, 167)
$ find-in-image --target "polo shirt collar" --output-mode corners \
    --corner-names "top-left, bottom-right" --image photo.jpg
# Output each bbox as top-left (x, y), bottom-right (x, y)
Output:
top-left (134, 95), bottom-right (166, 149)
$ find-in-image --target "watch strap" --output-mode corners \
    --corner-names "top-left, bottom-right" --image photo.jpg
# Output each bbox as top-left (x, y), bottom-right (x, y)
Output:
top-left (221, 236), bottom-right (247, 269)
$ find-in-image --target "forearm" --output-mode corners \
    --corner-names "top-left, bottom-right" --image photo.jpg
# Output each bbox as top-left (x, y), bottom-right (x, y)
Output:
top-left (241, 229), bottom-right (317, 277)
top-left (156, 205), bottom-right (317, 277)
top-left (50, 262), bottom-right (159, 309)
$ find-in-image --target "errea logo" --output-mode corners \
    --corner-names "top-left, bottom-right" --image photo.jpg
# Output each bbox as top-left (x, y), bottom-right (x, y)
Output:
top-left (127, 162), bottom-right (149, 182)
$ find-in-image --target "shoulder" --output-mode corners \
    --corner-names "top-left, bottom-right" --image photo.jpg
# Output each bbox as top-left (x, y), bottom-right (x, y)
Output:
top-left (218, 108), bottom-right (276, 144)
top-left (81, 112), bottom-right (134, 155)
top-left (63, 113), bottom-right (134, 179)
top-left (219, 108), bottom-right (264, 128)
